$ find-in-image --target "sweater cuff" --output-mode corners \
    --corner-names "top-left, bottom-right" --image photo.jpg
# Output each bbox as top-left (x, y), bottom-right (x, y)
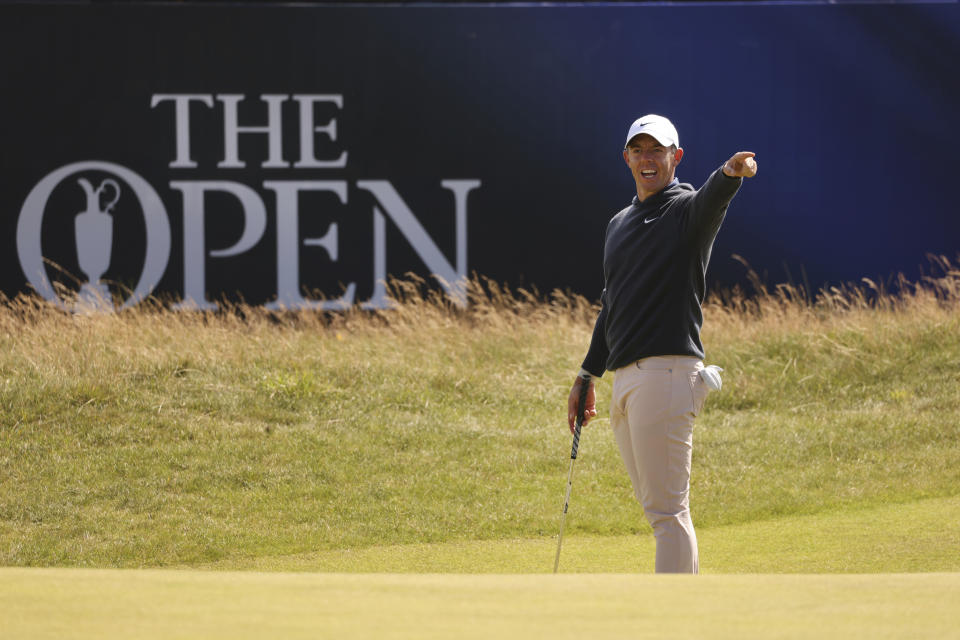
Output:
top-left (720, 165), bottom-right (744, 180)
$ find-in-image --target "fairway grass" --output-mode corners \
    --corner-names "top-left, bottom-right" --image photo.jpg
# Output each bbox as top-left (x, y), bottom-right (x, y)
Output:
top-left (190, 495), bottom-right (960, 574)
top-left (2, 569), bottom-right (958, 640)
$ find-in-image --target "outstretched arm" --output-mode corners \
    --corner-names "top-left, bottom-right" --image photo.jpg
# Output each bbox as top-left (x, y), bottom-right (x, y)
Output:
top-left (722, 151), bottom-right (758, 178)
top-left (684, 151), bottom-right (757, 240)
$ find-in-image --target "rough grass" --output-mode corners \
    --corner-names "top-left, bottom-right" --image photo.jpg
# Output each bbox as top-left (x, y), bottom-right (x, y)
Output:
top-left (1, 258), bottom-right (958, 569)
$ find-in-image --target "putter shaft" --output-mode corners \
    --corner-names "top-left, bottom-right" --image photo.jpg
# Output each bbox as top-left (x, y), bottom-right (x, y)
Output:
top-left (553, 454), bottom-right (577, 573)
top-left (554, 380), bottom-right (590, 573)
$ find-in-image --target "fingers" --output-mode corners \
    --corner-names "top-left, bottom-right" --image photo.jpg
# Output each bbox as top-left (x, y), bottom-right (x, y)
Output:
top-left (723, 151), bottom-right (758, 178)
top-left (738, 151), bottom-right (758, 177)
top-left (567, 378), bottom-right (598, 434)
top-left (569, 408), bottom-right (598, 434)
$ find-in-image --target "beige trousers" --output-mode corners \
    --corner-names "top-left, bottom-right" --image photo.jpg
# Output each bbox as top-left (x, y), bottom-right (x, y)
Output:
top-left (611, 356), bottom-right (710, 574)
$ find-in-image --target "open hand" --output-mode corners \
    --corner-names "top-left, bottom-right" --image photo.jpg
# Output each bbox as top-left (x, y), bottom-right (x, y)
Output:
top-left (723, 151), bottom-right (758, 178)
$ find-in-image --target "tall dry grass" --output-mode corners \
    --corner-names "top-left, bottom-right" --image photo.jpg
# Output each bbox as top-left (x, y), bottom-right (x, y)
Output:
top-left (3, 254), bottom-right (957, 343)
top-left (0, 273), bottom-right (598, 347)
top-left (704, 253), bottom-right (960, 342)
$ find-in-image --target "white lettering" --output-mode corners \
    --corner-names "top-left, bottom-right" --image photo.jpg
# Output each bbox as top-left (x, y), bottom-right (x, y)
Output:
top-left (292, 94), bottom-right (348, 169)
top-left (263, 180), bottom-right (355, 310)
top-left (218, 94), bottom-right (289, 169)
top-left (356, 179), bottom-right (481, 308)
top-left (21, 93), bottom-right (485, 312)
top-left (150, 94), bottom-right (215, 169)
top-left (170, 181), bottom-right (268, 310)
top-left (364, 206), bottom-right (391, 309)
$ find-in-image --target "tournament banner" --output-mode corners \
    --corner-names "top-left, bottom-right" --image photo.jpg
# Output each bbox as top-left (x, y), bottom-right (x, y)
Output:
top-left (2, 2), bottom-right (959, 310)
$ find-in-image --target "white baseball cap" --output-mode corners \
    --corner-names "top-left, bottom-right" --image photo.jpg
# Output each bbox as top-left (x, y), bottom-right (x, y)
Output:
top-left (624, 114), bottom-right (679, 149)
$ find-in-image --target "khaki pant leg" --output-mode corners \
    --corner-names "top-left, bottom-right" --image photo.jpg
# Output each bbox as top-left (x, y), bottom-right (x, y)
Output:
top-left (611, 357), bottom-right (708, 574)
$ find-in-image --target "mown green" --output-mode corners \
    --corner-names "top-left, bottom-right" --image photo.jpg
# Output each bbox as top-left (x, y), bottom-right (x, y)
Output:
top-left (187, 495), bottom-right (960, 573)
top-left (2, 570), bottom-right (958, 640)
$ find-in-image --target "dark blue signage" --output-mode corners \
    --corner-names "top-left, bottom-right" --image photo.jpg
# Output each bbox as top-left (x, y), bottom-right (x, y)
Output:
top-left (1, 2), bottom-right (958, 310)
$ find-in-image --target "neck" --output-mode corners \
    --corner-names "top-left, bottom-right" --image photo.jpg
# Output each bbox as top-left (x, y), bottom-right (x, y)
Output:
top-left (635, 185), bottom-right (662, 202)
top-left (635, 175), bottom-right (676, 202)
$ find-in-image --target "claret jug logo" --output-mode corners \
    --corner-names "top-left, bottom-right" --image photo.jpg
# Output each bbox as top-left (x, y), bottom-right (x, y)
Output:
top-left (18, 161), bottom-right (171, 312)
top-left (15, 93), bottom-right (481, 311)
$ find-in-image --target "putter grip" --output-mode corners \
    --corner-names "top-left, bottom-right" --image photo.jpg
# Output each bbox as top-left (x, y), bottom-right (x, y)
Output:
top-left (571, 379), bottom-right (589, 459)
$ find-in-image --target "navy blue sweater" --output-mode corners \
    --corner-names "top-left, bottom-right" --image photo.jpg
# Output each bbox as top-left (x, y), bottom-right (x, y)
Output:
top-left (581, 167), bottom-right (742, 375)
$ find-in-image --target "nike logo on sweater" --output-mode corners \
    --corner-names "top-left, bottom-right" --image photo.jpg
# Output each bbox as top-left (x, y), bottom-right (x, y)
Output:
top-left (643, 215), bottom-right (661, 224)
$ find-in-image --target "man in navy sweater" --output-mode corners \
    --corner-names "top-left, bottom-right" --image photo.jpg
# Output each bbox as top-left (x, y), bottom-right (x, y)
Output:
top-left (567, 115), bottom-right (757, 573)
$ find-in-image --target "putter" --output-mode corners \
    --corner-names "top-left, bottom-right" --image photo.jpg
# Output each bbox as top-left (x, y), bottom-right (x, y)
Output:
top-left (553, 379), bottom-right (590, 573)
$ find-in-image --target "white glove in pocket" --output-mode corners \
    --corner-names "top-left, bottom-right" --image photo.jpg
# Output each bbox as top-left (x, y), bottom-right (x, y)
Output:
top-left (699, 365), bottom-right (724, 391)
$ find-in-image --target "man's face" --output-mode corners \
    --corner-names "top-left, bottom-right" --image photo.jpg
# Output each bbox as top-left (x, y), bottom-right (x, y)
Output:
top-left (622, 133), bottom-right (684, 201)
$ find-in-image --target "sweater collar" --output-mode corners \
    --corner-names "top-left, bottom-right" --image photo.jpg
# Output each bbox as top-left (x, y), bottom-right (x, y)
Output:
top-left (632, 178), bottom-right (680, 208)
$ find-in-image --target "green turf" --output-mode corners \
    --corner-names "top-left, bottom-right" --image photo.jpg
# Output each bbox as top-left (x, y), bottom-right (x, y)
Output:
top-left (2, 275), bottom-right (959, 638)
top-left (2, 569), bottom-right (957, 639)
top-left (185, 495), bottom-right (960, 574)
top-left (1, 273), bottom-right (958, 569)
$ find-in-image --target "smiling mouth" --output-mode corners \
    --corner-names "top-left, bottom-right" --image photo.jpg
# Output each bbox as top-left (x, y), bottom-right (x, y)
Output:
top-left (640, 169), bottom-right (658, 178)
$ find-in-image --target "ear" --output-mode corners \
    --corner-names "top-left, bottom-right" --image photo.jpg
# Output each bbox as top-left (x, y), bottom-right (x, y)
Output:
top-left (622, 149), bottom-right (630, 166)
top-left (674, 147), bottom-right (684, 164)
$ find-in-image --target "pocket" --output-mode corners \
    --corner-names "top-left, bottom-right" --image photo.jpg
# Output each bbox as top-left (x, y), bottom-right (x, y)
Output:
top-left (688, 370), bottom-right (710, 417)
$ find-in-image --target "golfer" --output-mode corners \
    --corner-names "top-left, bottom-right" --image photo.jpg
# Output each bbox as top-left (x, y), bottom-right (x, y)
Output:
top-left (567, 114), bottom-right (757, 573)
